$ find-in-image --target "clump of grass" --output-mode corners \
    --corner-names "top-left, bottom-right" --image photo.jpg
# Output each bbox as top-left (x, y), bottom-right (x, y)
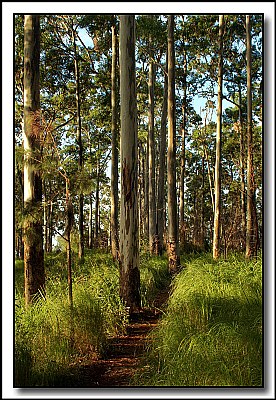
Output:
top-left (133, 253), bottom-right (262, 386)
top-left (140, 253), bottom-right (170, 307)
top-left (15, 249), bottom-right (170, 387)
top-left (15, 250), bottom-right (127, 386)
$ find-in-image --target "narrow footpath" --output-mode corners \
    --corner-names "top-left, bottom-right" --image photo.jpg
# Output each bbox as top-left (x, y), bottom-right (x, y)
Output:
top-left (61, 287), bottom-right (170, 387)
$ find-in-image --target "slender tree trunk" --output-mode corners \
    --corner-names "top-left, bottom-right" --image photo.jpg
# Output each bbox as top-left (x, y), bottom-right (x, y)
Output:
top-left (47, 198), bottom-right (53, 253)
top-left (213, 14), bottom-right (224, 260)
top-left (200, 155), bottom-right (205, 249)
top-left (179, 50), bottom-right (187, 248)
top-left (148, 40), bottom-right (157, 254)
top-left (167, 15), bottom-right (180, 273)
top-left (156, 60), bottom-right (168, 255)
top-left (72, 28), bottom-right (84, 261)
top-left (23, 15), bottom-right (45, 306)
top-left (64, 181), bottom-right (74, 345)
top-left (238, 84), bottom-right (246, 250)
top-left (95, 144), bottom-right (100, 246)
top-left (206, 149), bottom-right (215, 215)
top-left (119, 15), bottom-right (141, 312)
top-left (245, 15), bottom-right (254, 259)
top-left (88, 194), bottom-right (93, 249)
top-left (110, 23), bottom-right (120, 261)
top-left (140, 144), bottom-right (148, 242)
top-left (144, 142), bottom-right (149, 241)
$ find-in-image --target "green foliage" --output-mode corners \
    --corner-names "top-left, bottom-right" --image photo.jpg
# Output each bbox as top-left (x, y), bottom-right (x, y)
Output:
top-left (140, 253), bottom-right (170, 306)
top-left (15, 250), bottom-right (169, 386)
top-left (133, 253), bottom-right (262, 386)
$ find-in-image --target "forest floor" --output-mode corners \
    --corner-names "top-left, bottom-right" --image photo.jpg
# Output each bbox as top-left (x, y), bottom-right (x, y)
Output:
top-left (60, 286), bottom-right (170, 387)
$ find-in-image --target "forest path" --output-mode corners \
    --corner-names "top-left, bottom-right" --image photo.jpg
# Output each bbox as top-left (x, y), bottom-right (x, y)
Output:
top-left (63, 286), bottom-right (170, 387)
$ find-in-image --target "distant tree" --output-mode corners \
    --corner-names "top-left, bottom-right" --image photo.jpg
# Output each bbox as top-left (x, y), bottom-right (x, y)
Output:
top-left (119, 15), bottom-right (141, 312)
top-left (23, 15), bottom-right (45, 305)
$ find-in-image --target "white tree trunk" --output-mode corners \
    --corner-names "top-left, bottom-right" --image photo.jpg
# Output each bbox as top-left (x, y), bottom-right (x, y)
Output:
top-left (213, 14), bottom-right (224, 260)
top-left (167, 15), bottom-right (180, 273)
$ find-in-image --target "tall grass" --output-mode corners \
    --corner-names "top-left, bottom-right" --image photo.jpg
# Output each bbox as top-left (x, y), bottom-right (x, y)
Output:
top-left (133, 253), bottom-right (262, 387)
top-left (140, 253), bottom-right (170, 306)
top-left (15, 249), bottom-right (170, 387)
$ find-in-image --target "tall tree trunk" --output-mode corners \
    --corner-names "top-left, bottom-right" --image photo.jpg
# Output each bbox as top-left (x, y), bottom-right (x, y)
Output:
top-left (200, 155), bottom-right (205, 249)
top-left (179, 50), bottom-right (187, 248)
top-left (148, 39), bottom-right (157, 254)
top-left (238, 83), bottom-right (246, 250)
top-left (47, 198), bottom-right (53, 253)
top-left (213, 14), bottom-right (224, 260)
top-left (72, 27), bottom-right (84, 261)
top-left (17, 164), bottom-right (25, 259)
top-left (23, 15), bottom-right (45, 306)
top-left (144, 142), bottom-right (149, 241)
top-left (64, 181), bottom-right (74, 345)
top-left (203, 116), bottom-right (215, 215)
top-left (167, 15), bottom-right (180, 273)
top-left (245, 15), bottom-right (254, 259)
top-left (88, 194), bottom-right (93, 249)
top-left (95, 149), bottom-right (100, 246)
top-left (156, 60), bottom-right (168, 256)
top-left (110, 23), bottom-right (120, 261)
top-left (119, 15), bottom-right (141, 312)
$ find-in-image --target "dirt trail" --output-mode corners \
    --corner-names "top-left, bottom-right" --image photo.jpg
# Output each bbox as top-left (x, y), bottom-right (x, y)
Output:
top-left (62, 287), bottom-right (169, 387)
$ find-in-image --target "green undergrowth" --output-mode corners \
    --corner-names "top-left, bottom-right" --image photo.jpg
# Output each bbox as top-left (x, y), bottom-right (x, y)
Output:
top-left (133, 252), bottom-right (262, 387)
top-left (14, 250), bottom-right (170, 387)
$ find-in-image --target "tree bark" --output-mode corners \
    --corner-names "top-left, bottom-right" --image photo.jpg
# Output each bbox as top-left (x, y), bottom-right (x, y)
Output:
top-left (119, 15), bottom-right (141, 312)
top-left (110, 23), bottom-right (120, 261)
top-left (148, 38), bottom-right (157, 254)
top-left (167, 15), bottom-right (180, 273)
top-left (23, 15), bottom-right (45, 306)
top-left (179, 50), bottom-right (187, 248)
top-left (212, 15), bottom-right (224, 260)
top-left (88, 194), bottom-right (93, 249)
top-left (144, 142), bottom-right (149, 241)
top-left (64, 181), bottom-right (74, 345)
top-left (238, 83), bottom-right (246, 250)
top-left (156, 60), bottom-right (168, 255)
top-left (245, 15), bottom-right (254, 259)
top-left (72, 27), bottom-right (84, 260)
top-left (200, 155), bottom-right (205, 249)
top-left (95, 141), bottom-right (100, 246)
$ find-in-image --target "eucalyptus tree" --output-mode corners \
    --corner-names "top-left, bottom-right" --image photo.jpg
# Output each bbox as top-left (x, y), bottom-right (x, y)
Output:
top-left (156, 56), bottom-right (168, 255)
top-left (147, 21), bottom-right (157, 255)
top-left (245, 14), bottom-right (254, 259)
top-left (167, 15), bottom-right (180, 272)
top-left (23, 15), bottom-right (45, 305)
top-left (110, 17), bottom-right (120, 261)
top-left (213, 15), bottom-right (224, 260)
top-left (119, 15), bottom-right (141, 312)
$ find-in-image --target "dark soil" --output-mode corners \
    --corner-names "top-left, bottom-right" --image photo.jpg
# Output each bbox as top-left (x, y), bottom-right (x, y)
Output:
top-left (59, 287), bottom-right (169, 387)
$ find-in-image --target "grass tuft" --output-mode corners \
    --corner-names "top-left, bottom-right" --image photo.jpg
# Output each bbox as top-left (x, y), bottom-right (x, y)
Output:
top-left (133, 252), bottom-right (262, 387)
top-left (15, 249), bottom-right (170, 386)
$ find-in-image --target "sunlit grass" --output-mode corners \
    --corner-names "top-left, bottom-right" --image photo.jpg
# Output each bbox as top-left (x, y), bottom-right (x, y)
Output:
top-left (15, 249), bottom-right (170, 387)
top-left (133, 252), bottom-right (262, 387)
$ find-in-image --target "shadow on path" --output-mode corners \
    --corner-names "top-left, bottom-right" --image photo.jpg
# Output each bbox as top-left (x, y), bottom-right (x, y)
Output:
top-left (59, 287), bottom-right (170, 387)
